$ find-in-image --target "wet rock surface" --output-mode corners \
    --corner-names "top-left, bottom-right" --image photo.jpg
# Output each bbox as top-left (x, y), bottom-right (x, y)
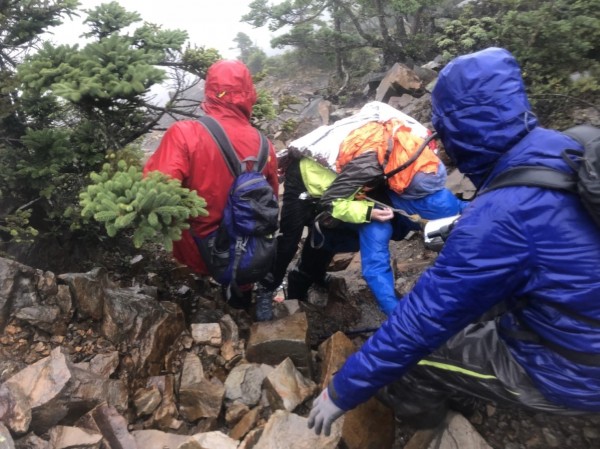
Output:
top-left (1, 234), bottom-right (598, 448)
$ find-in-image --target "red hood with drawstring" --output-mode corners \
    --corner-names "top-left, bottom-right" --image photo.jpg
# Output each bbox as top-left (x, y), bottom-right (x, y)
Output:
top-left (143, 60), bottom-right (278, 274)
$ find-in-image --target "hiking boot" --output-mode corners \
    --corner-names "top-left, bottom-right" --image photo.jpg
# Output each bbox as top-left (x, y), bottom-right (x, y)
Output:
top-left (286, 269), bottom-right (313, 301)
top-left (255, 286), bottom-right (274, 322)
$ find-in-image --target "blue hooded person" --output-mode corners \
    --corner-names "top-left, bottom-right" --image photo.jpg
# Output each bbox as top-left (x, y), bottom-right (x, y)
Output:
top-left (307, 47), bottom-right (600, 436)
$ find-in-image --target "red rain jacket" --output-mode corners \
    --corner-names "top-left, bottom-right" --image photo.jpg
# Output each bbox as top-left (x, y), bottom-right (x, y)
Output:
top-left (143, 60), bottom-right (279, 274)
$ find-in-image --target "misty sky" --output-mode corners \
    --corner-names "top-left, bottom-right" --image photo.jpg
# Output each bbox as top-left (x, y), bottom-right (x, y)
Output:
top-left (48, 0), bottom-right (279, 59)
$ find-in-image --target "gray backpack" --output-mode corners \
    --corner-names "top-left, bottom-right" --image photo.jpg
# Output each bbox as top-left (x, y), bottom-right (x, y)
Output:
top-left (481, 125), bottom-right (600, 227)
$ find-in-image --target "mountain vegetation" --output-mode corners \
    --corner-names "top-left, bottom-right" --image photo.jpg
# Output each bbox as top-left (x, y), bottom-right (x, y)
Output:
top-left (0, 0), bottom-right (598, 271)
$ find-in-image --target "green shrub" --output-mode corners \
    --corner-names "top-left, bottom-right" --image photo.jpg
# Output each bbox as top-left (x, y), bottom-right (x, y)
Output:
top-left (80, 160), bottom-right (208, 250)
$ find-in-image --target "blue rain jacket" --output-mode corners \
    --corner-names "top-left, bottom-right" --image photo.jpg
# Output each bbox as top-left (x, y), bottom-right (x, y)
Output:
top-left (332, 47), bottom-right (600, 412)
top-left (360, 187), bottom-right (466, 315)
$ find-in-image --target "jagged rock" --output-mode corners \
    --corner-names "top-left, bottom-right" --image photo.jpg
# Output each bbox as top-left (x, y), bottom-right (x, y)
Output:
top-left (405, 412), bottom-right (492, 449)
top-left (272, 299), bottom-right (301, 320)
top-left (0, 258), bottom-right (72, 335)
top-left (106, 379), bottom-right (129, 414)
top-left (246, 313), bottom-right (312, 377)
top-left (0, 353), bottom-right (25, 384)
top-left (219, 340), bottom-right (244, 364)
top-left (341, 398), bottom-right (395, 449)
top-left (181, 431), bottom-right (238, 449)
top-left (133, 385), bottom-right (162, 417)
top-left (412, 65), bottom-right (438, 86)
top-left (132, 429), bottom-right (189, 448)
top-left (0, 347), bottom-right (109, 435)
top-left (387, 94), bottom-right (419, 112)
top-left (13, 305), bottom-right (64, 335)
top-left (190, 323), bottom-right (222, 346)
top-left (316, 332), bottom-right (394, 448)
top-left (224, 363), bottom-right (268, 407)
top-left (13, 432), bottom-right (48, 449)
top-left (398, 92), bottom-right (434, 126)
top-left (224, 401), bottom-right (250, 426)
top-left (375, 63), bottom-right (424, 104)
top-left (48, 426), bottom-right (102, 449)
top-left (88, 351), bottom-right (120, 378)
top-left (229, 406), bottom-right (261, 441)
top-left (253, 410), bottom-right (342, 449)
top-left (219, 314), bottom-right (239, 342)
top-left (306, 288), bottom-right (328, 307)
top-left (293, 97), bottom-right (331, 137)
top-left (362, 71), bottom-right (386, 97)
top-left (179, 352), bottom-right (222, 423)
top-left (36, 271), bottom-right (58, 297)
top-left (146, 375), bottom-right (179, 430)
top-left (317, 331), bottom-right (356, 389)
top-left (58, 267), bottom-right (110, 321)
top-left (328, 107), bottom-right (362, 124)
top-left (238, 427), bottom-right (263, 449)
top-left (180, 353), bottom-right (204, 385)
top-left (0, 423), bottom-right (15, 449)
top-left (328, 253), bottom-right (355, 272)
top-left (85, 405), bottom-right (137, 449)
top-left (101, 287), bottom-right (185, 376)
top-left (219, 315), bottom-right (244, 364)
top-left (263, 358), bottom-right (317, 412)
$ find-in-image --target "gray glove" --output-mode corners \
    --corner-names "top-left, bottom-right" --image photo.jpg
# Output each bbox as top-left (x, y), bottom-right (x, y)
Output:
top-left (307, 387), bottom-right (345, 436)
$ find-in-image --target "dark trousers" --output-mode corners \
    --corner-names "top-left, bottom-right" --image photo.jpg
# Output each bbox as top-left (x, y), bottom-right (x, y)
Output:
top-left (261, 158), bottom-right (318, 290)
top-left (379, 320), bottom-right (579, 425)
top-left (296, 223), bottom-right (360, 281)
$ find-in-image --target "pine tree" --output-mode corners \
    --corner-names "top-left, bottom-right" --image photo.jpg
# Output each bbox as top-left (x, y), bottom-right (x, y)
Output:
top-left (0, 1), bottom-right (220, 254)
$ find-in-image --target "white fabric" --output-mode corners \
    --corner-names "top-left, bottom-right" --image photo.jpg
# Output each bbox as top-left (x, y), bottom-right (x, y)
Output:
top-left (288, 101), bottom-right (430, 169)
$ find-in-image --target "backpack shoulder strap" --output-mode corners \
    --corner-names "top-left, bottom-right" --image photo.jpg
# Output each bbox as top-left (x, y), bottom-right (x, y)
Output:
top-left (199, 115), bottom-right (242, 177)
top-left (200, 115), bottom-right (270, 175)
top-left (482, 126), bottom-right (600, 196)
top-left (480, 165), bottom-right (577, 195)
top-left (383, 132), bottom-right (438, 181)
top-left (255, 133), bottom-right (269, 172)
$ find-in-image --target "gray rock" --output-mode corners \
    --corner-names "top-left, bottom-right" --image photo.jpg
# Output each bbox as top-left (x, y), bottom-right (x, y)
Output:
top-left (224, 363), bottom-right (266, 407)
top-left (263, 358), bottom-right (317, 412)
top-left (253, 410), bottom-right (342, 449)
top-left (246, 313), bottom-right (312, 377)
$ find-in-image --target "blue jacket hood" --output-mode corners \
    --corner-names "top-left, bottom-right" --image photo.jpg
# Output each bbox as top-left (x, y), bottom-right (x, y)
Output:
top-left (431, 47), bottom-right (538, 187)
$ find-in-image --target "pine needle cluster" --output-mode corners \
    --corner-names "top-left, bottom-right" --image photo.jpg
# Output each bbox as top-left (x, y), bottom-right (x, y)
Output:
top-left (80, 160), bottom-right (208, 250)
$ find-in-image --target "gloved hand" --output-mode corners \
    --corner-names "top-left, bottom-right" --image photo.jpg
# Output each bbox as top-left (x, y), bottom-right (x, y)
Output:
top-left (307, 387), bottom-right (345, 436)
top-left (370, 207), bottom-right (394, 222)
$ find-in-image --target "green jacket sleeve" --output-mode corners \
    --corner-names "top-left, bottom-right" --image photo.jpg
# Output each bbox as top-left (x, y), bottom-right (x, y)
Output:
top-left (331, 198), bottom-right (374, 223)
top-left (320, 151), bottom-right (383, 223)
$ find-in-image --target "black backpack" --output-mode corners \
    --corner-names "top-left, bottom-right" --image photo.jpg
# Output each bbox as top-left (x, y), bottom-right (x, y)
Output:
top-left (193, 116), bottom-right (279, 295)
top-left (481, 124), bottom-right (600, 227)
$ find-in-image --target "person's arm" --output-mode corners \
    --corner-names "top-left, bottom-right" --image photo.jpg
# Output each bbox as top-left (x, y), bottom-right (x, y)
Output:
top-left (320, 151), bottom-right (384, 223)
top-left (329, 194), bottom-right (533, 411)
top-left (143, 122), bottom-right (192, 182)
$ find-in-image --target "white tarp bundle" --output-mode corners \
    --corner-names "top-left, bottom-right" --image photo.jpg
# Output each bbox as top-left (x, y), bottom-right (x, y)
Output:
top-left (287, 101), bottom-right (430, 169)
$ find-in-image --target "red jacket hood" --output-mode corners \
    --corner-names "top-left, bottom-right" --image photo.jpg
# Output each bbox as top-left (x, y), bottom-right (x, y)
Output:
top-left (202, 60), bottom-right (257, 120)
